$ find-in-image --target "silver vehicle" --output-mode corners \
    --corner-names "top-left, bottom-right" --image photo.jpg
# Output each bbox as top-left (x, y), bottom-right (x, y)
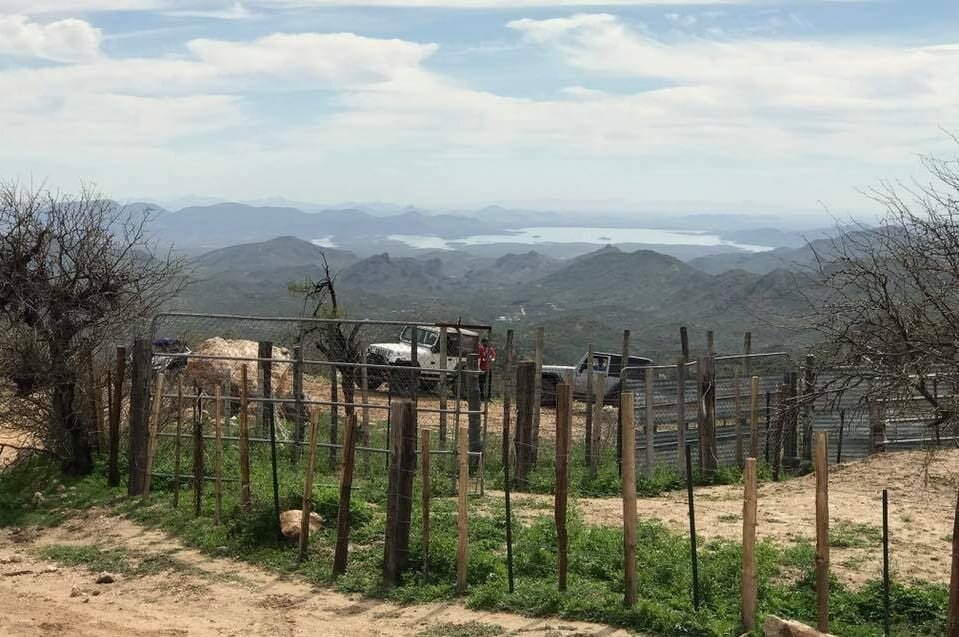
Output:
top-left (365, 325), bottom-right (480, 391)
top-left (541, 351), bottom-right (653, 404)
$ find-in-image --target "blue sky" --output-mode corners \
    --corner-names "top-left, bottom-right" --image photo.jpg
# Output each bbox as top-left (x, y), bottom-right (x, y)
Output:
top-left (1, 1), bottom-right (958, 219)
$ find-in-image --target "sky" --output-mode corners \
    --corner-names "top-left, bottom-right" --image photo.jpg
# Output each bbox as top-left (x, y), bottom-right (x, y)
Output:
top-left (1, 1), bottom-right (958, 219)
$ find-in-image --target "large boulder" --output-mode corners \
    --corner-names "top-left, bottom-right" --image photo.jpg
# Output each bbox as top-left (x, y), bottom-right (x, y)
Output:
top-left (185, 337), bottom-right (293, 397)
top-left (764, 616), bottom-right (837, 637)
top-left (279, 510), bottom-right (322, 541)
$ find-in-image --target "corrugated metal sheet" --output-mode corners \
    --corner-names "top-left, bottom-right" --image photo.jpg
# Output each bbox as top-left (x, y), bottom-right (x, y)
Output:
top-left (623, 365), bottom-right (952, 471)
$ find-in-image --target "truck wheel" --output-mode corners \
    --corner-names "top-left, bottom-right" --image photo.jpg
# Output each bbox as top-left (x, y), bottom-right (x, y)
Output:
top-left (356, 373), bottom-right (384, 391)
top-left (541, 377), bottom-right (557, 406)
top-left (389, 364), bottom-right (419, 395)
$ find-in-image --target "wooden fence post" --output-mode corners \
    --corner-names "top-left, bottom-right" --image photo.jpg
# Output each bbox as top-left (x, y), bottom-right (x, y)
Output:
top-left (213, 385), bottom-right (223, 524)
top-left (677, 361), bottom-right (687, 475)
top-left (384, 400), bottom-right (416, 587)
top-left (329, 363), bottom-right (339, 469)
top-left (333, 414), bottom-right (359, 575)
top-left (948, 489), bottom-right (959, 637)
top-left (456, 423), bottom-right (470, 595)
top-left (617, 329), bottom-right (631, 476)
top-left (585, 343), bottom-right (595, 474)
top-left (531, 327), bottom-right (544, 465)
top-left (298, 408), bottom-right (321, 563)
top-left (502, 330), bottom-right (515, 593)
top-left (802, 354), bottom-right (815, 464)
top-left (108, 346), bottom-right (126, 487)
top-left (645, 368), bottom-right (655, 475)
top-left (734, 368), bottom-right (744, 468)
top-left (749, 376), bottom-right (760, 459)
top-left (143, 372), bottom-right (165, 496)
top-left (555, 383), bottom-right (571, 592)
top-left (421, 427), bottom-right (431, 576)
top-left (192, 388), bottom-right (204, 517)
top-left (699, 354), bottom-right (718, 475)
top-left (127, 338), bottom-right (152, 496)
top-left (439, 327), bottom-right (448, 449)
top-left (173, 379), bottom-right (183, 508)
top-left (742, 457), bottom-right (758, 631)
top-left (292, 345), bottom-right (305, 463)
top-left (815, 432), bottom-right (830, 633)
top-left (239, 364), bottom-right (251, 511)
top-left (467, 353), bottom-right (481, 470)
top-left (784, 372), bottom-right (800, 469)
top-left (259, 341), bottom-right (282, 542)
top-left (514, 361), bottom-right (536, 488)
top-left (772, 383), bottom-right (787, 481)
top-left (621, 391), bottom-right (637, 607)
top-left (360, 338), bottom-right (371, 473)
top-left (592, 371), bottom-right (604, 467)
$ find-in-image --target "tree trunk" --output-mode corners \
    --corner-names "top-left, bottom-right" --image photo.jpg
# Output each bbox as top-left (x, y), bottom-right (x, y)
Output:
top-left (52, 375), bottom-right (94, 475)
top-left (340, 366), bottom-right (357, 418)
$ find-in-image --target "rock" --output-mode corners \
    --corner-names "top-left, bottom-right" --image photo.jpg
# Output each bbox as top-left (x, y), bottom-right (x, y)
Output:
top-left (91, 589), bottom-right (101, 596)
top-left (0, 555), bottom-right (23, 564)
top-left (764, 615), bottom-right (837, 637)
top-left (279, 510), bottom-right (322, 541)
top-left (56, 484), bottom-right (66, 493)
top-left (95, 572), bottom-right (116, 584)
top-left (32, 492), bottom-right (45, 506)
top-left (70, 585), bottom-right (83, 598)
top-left (38, 566), bottom-right (58, 574)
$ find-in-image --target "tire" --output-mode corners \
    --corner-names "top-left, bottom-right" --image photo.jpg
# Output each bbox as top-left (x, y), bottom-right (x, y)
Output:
top-left (355, 373), bottom-right (385, 391)
top-left (541, 376), bottom-right (557, 406)
top-left (389, 362), bottom-right (419, 395)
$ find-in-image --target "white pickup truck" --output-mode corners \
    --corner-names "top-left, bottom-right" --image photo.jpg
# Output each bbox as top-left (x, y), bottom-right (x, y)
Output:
top-left (541, 351), bottom-right (653, 404)
top-left (365, 325), bottom-right (480, 391)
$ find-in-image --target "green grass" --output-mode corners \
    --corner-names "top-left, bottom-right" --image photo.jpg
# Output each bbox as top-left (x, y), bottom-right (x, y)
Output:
top-left (37, 543), bottom-right (200, 577)
top-left (416, 622), bottom-right (504, 637)
top-left (0, 417), bottom-right (949, 637)
top-left (831, 521), bottom-right (883, 549)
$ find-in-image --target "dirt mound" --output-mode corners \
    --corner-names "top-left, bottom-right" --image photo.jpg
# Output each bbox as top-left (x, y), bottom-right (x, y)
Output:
top-left (185, 338), bottom-right (293, 397)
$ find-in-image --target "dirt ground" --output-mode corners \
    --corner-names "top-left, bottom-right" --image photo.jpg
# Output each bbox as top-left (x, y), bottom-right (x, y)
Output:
top-left (0, 511), bottom-right (633, 637)
top-left (504, 449), bottom-right (959, 588)
top-left (302, 374), bottom-right (605, 445)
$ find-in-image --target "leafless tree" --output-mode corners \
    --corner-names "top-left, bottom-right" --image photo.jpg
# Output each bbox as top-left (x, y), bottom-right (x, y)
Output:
top-left (803, 145), bottom-right (959, 442)
top-left (0, 181), bottom-right (188, 474)
top-left (291, 253), bottom-right (363, 416)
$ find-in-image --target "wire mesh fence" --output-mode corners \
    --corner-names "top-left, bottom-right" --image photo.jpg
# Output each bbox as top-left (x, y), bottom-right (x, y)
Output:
top-left (98, 317), bottom-right (958, 632)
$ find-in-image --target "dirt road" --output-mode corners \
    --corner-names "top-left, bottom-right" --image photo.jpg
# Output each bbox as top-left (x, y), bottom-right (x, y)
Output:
top-left (0, 511), bottom-right (632, 637)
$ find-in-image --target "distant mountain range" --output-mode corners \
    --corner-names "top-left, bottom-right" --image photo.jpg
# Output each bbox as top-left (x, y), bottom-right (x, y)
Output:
top-left (132, 200), bottom-right (826, 264)
top-left (172, 233), bottom-right (832, 362)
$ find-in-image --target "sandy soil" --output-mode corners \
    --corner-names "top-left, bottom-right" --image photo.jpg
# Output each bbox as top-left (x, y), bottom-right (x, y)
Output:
top-left (0, 511), bottom-right (633, 637)
top-left (0, 425), bottom-right (36, 470)
top-left (500, 449), bottom-right (959, 588)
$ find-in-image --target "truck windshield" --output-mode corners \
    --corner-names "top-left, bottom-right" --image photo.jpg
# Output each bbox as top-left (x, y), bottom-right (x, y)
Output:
top-left (400, 326), bottom-right (439, 348)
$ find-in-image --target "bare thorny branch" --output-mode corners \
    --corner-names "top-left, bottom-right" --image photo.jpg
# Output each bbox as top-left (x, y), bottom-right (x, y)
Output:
top-left (799, 142), bottom-right (959, 439)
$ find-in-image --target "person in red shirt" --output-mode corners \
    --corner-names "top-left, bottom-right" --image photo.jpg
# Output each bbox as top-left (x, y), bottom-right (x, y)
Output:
top-left (478, 337), bottom-right (496, 399)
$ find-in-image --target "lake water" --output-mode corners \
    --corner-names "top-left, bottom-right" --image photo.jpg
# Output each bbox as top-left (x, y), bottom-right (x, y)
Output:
top-left (386, 226), bottom-right (771, 252)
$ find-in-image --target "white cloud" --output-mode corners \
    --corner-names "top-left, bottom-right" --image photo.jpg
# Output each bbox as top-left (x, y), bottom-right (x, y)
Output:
top-left (0, 11), bottom-right (952, 209)
top-left (0, 14), bottom-right (103, 62)
top-left (163, 2), bottom-right (257, 19)
top-left (506, 13), bottom-right (959, 124)
top-left (252, 0), bottom-right (744, 6)
top-left (186, 32), bottom-right (437, 84)
top-left (0, 0), bottom-right (160, 13)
